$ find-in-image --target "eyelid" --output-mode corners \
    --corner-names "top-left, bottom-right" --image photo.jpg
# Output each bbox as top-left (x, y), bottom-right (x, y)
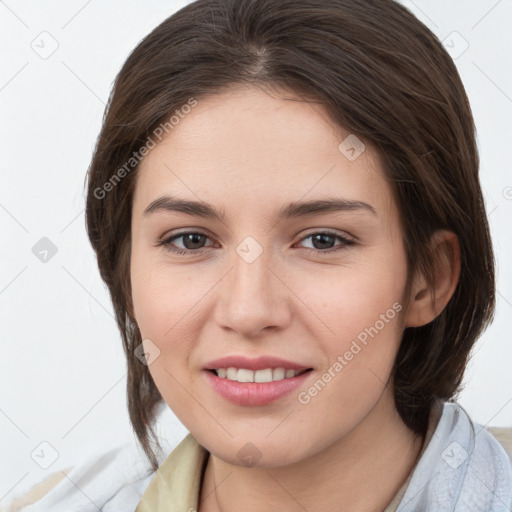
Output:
top-left (158, 227), bottom-right (212, 242)
top-left (295, 227), bottom-right (356, 244)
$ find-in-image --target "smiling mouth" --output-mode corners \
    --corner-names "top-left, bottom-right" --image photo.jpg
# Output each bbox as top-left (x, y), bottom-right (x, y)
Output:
top-left (208, 367), bottom-right (313, 383)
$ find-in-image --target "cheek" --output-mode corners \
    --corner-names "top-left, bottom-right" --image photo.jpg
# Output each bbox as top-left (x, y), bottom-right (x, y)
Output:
top-left (303, 259), bottom-right (405, 336)
top-left (130, 257), bottom-right (201, 411)
top-left (297, 269), bottom-right (405, 426)
top-left (130, 253), bottom-right (214, 381)
top-left (336, 273), bottom-right (403, 338)
top-left (131, 249), bottom-right (196, 335)
top-left (296, 252), bottom-right (406, 390)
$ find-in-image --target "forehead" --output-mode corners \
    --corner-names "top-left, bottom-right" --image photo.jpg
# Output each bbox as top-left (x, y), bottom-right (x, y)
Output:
top-left (134, 86), bottom-right (394, 219)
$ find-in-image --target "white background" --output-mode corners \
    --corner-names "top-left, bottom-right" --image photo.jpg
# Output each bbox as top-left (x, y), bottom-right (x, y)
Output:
top-left (1, 0), bottom-right (511, 504)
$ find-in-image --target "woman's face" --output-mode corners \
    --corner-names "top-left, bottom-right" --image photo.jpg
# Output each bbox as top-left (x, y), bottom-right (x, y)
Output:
top-left (130, 85), bottom-right (410, 467)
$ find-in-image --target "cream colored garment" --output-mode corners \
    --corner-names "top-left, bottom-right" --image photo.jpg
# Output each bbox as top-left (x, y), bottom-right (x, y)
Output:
top-left (135, 434), bottom-right (208, 512)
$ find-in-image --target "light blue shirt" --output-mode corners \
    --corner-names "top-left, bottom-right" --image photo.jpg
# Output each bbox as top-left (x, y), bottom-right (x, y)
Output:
top-left (395, 400), bottom-right (512, 511)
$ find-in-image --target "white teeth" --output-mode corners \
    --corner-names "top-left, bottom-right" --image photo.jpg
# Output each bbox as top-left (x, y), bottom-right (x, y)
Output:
top-left (254, 368), bottom-right (273, 383)
top-left (214, 367), bottom-right (306, 383)
top-left (226, 367), bottom-right (238, 380)
top-left (237, 368), bottom-right (254, 382)
top-left (272, 368), bottom-right (285, 381)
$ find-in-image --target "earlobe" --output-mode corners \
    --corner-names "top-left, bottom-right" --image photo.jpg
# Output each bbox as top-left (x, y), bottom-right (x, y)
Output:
top-left (404, 230), bottom-right (461, 328)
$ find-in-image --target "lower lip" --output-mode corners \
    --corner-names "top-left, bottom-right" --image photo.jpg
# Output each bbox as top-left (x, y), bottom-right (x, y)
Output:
top-left (203, 369), bottom-right (313, 406)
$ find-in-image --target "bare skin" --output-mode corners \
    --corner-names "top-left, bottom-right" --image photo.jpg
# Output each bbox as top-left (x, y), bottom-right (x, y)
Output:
top-left (130, 85), bottom-right (460, 512)
top-left (200, 383), bottom-right (425, 511)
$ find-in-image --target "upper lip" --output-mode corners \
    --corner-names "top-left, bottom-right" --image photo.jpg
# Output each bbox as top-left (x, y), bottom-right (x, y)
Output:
top-left (204, 355), bottom-right (312, 372)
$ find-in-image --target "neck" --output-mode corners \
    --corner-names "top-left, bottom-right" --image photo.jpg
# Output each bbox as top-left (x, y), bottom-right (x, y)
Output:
top-left (198, 389), bottom-right (426, 512)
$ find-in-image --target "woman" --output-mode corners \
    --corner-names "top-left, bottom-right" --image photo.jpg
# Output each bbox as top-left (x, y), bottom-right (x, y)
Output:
top-left (8, 0), bottom-right (512, 510)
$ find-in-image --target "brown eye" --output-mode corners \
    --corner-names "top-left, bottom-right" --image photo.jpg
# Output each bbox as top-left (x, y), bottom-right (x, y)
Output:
top-left (176, 233), bottom-right (208, 250)
top-left (157, 231), bottom-right (215, 255)
top-left (297, 231), bottom-right (355, 255)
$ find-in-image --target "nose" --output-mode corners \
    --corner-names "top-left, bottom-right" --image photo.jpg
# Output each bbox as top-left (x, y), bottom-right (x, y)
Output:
top-left (213, 242), bottom-right (292, 338)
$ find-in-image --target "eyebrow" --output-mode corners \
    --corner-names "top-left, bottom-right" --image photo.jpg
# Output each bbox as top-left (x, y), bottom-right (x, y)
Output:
top-left (142, 195), bottom-right (377, 222)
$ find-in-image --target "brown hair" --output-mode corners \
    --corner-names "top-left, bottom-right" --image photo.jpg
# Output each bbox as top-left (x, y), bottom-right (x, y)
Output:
top-left (85, 0), bottom-right (495, 470)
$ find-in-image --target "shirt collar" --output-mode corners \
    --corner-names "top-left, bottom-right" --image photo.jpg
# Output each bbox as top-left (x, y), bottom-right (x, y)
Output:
top-left (136, 433), bottom-right (208, 512)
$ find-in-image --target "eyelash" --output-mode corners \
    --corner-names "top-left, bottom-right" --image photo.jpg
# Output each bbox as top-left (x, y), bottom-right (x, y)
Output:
top-left (156, 230), bottom-right (356, 256)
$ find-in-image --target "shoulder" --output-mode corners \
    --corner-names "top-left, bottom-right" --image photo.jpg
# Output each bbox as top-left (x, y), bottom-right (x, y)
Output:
top-left (389, 401), bottom-right (512, 511)
top-left (1, 469), bottom-right (72, 512)
top-left (1, 442), bottom-right (165, 512)
top-left (447, 402), bottom-right (512, 508)
top-left (486, 426), bottom-right (512, 460)
top-left (1, 405), bottom-right (182, 512)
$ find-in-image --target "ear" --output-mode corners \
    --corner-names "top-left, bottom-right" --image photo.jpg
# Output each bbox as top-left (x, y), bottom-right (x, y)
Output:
top-left (404, 230), bottom-right (460, 328)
